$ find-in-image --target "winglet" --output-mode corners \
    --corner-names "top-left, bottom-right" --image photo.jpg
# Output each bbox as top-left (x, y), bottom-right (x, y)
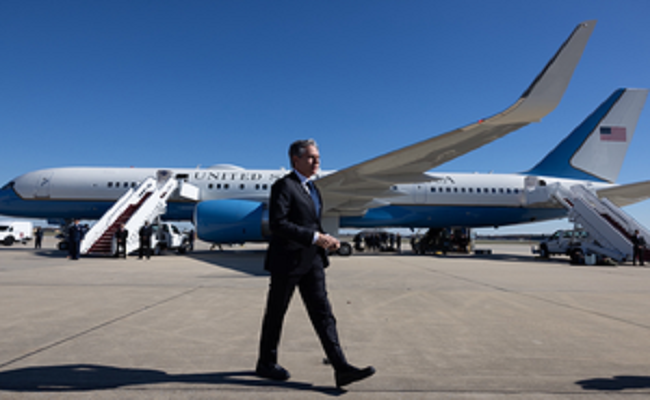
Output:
top-left (489, 20), bottom-right (596, 124)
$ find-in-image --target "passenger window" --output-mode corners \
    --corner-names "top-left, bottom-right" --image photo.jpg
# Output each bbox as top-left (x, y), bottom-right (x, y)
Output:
top-left (108, 182), bottom-right (113, 188)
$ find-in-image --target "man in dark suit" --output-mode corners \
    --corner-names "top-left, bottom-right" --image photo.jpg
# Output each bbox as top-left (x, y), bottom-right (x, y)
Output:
top-left (631, 229), bottom-right (646, 266)
top-left (256, 139), bottom-right (375, 388)
top-left (68, 219), bottom-right (83, 260)
top-left (138, 221), bottom-right (153, 260)
top-left (115, 223), bottom-right (129, 259)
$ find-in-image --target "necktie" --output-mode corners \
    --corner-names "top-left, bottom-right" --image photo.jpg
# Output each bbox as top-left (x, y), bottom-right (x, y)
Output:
top-left (307, 180), bottom-right (320, 215)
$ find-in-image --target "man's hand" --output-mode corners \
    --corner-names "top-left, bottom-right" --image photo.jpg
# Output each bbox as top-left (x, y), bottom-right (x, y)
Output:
top-left (316, 234), bottom-right (341, 252)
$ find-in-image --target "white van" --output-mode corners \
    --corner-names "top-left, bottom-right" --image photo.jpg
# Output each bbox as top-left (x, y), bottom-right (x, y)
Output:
top-left (0, 221), bottom-right (34, 246)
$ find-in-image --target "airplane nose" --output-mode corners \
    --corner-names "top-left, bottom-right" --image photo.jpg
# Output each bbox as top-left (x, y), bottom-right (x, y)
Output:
top-left (0, 183), bottom-right (22, 216)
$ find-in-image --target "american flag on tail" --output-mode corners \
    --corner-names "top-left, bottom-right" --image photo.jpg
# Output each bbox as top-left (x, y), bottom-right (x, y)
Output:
top-left (599, 126), bottom-right (626, 142)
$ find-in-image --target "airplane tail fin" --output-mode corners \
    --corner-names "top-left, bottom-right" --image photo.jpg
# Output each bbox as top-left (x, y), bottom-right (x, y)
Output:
top-left (524, 88), bottom-right (648, 183)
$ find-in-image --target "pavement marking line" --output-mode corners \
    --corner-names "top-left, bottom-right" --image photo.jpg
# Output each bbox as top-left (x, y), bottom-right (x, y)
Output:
top-left (0, 286), bottom-right (203, 370)
top-left (410, 262), bottom-right (650, 332)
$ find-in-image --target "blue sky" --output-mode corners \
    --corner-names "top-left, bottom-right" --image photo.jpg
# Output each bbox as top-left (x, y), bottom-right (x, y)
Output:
top-left (1, 0), bottom-right (649, 234)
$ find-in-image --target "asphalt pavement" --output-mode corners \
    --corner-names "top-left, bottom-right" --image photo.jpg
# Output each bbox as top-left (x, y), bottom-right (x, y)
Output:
top-left (1, 238), bottom-right (650, 399)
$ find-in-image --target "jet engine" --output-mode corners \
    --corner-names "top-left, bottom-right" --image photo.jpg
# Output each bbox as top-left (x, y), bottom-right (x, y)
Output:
top-left (194, 199), bottom-right (269, 244)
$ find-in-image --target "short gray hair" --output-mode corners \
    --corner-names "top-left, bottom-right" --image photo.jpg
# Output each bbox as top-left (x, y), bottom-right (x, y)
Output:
top-left (289, 139), bottom-right (318, 165)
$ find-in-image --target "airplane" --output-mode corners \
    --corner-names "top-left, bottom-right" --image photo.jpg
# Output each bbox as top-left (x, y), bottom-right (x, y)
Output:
top-left (2, 20), bottom-right (648, 253)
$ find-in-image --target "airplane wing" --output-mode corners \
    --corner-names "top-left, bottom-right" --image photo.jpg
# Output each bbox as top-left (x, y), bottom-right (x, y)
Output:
top-left (316, 20), bottom-right (596, 216)
top-left (598, 181), bottom-right (650, 207)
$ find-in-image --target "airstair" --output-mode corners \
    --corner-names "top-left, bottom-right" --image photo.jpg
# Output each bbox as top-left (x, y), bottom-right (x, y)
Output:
top-left (80, 170), bottom-right (189, 256)
top-left (525, 179), bottom-right (650, 263)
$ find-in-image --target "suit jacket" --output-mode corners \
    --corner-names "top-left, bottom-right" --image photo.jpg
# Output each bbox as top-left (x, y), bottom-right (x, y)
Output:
top-left (68, 224), bottom-right (83, 243)
top-left (264, 171), bottom-right (329, 275)
top-left (139, 225), bottom-right (153, 242)
top-left (632, 234), bottom-right (646, 248)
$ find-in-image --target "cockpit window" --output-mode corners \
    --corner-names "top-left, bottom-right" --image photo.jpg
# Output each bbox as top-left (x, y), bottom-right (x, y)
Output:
top-left (1, 181), bottom-right (15, 191)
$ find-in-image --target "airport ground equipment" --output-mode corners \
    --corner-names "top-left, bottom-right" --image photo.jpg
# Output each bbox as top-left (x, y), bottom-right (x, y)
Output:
top-left (411, 228), bottom-right (472, 255)
top-left (0, 221), bottom-right (33, 246)
top-left (528, 179), bottom-right (650, 264)
top-left (150, 222), bottom-right (191, 255)
top-left (536, 229), bottom-right (589, 259)
top-left (80, 170), bottom-right (197, 256)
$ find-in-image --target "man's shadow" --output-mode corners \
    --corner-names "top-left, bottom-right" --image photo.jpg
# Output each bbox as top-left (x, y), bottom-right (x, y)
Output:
top-left (0, 364), bottom-right (343, 395)
top-left (576, 376), bottom-right (650, 391)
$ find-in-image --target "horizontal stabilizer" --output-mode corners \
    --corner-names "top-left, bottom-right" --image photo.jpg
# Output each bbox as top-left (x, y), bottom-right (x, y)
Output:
top-left (597, 180), bottom-right (650, 207)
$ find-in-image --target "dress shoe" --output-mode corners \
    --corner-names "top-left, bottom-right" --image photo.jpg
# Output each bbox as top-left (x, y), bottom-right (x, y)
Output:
top-left (335, 365), bottom-right (375, 388)
top-left (255, 361), bottom-right (290, 381)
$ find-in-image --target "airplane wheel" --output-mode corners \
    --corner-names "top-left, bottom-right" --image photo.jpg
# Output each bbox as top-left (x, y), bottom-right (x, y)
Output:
top-left (337, 242), bottom-right (352, 256)
top-left (58, 241), bottom-right (69, 251)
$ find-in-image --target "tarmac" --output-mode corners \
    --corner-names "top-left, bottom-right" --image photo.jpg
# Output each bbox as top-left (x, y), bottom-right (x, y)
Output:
top-left (1, 238), bottom-right (650, 399)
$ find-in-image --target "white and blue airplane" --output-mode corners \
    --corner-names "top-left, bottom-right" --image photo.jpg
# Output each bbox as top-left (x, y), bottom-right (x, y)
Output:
top-left (1, 20), bottom-right (648, 247)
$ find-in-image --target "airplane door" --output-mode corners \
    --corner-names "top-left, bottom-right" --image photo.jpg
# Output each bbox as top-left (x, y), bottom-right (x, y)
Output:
top-left (34, 171), bottom-right (54, 198)
top-left (412, 184), bottom-right (427, 204)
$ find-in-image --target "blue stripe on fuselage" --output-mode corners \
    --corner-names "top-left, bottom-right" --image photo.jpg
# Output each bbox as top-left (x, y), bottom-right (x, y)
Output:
top-left (0, 187), bottom-right (195, 220)
top-left (2, 186), bottom-right (567, 228)
top-left (341, 205), bottom-right (566, 229)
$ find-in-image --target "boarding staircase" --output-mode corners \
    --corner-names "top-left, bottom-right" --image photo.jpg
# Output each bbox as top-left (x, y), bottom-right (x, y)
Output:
top-left (80, 170), bottom-right (189, 256)
top-left (525, 179), bottom-right (650, 262)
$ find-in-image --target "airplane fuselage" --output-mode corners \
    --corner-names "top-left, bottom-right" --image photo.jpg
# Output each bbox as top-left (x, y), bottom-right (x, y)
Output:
top-left (0, 166), bottom-right (611, 229)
